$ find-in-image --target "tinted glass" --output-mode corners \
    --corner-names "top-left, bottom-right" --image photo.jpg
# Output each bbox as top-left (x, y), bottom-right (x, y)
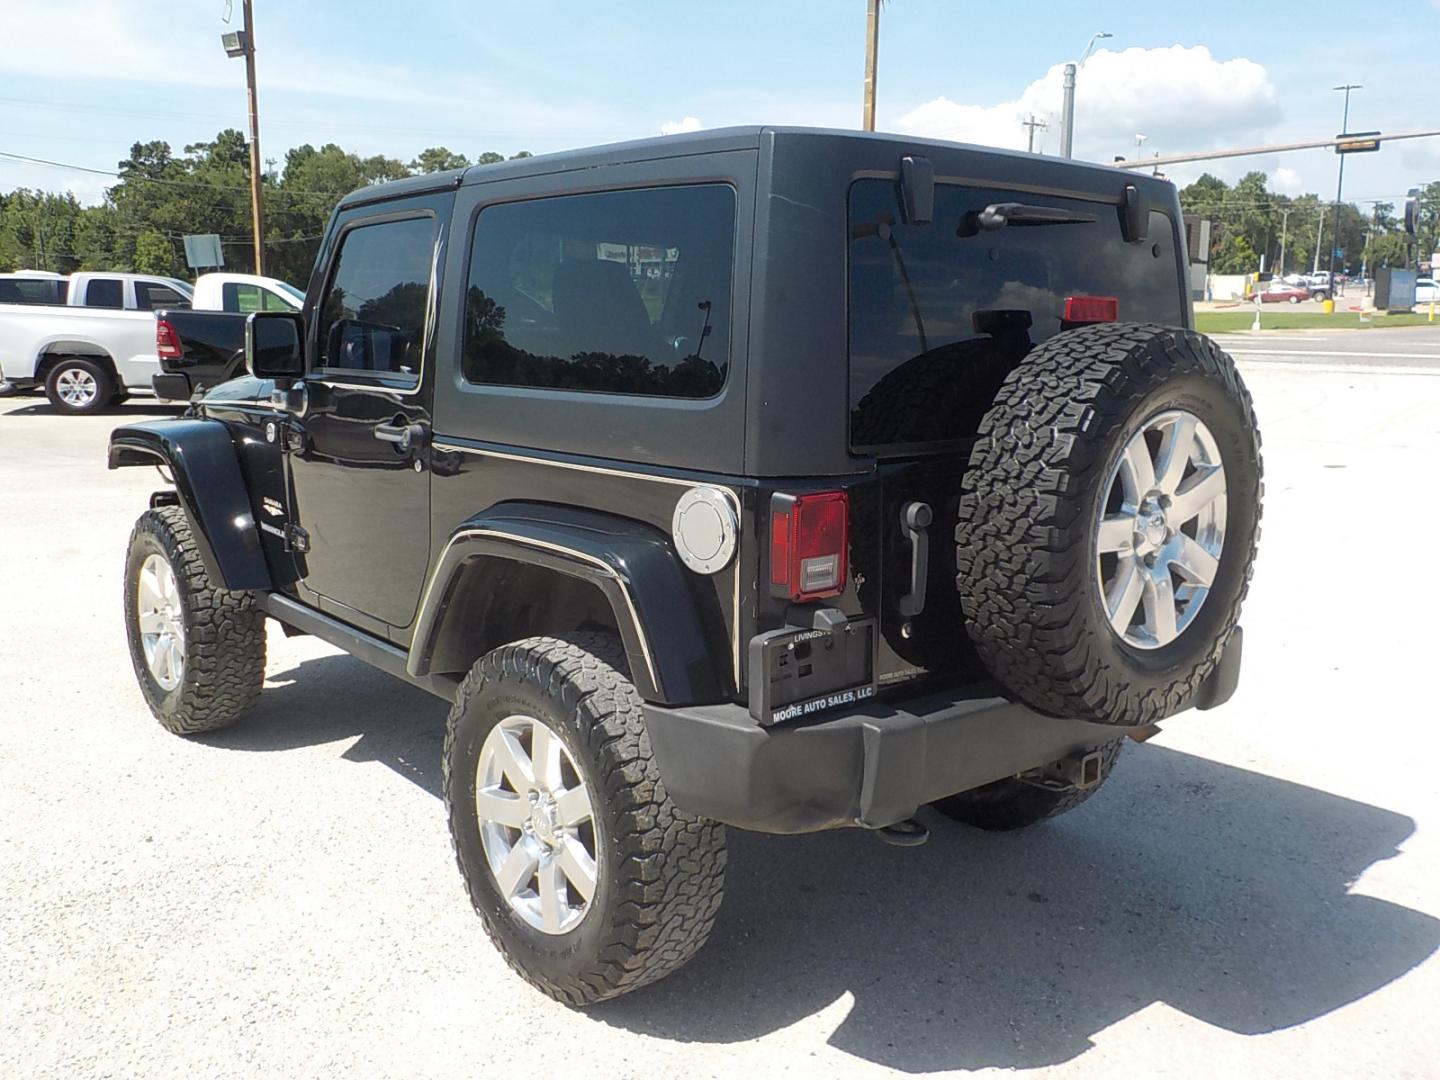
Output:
top-left (138, 283), bottom-right (187, 310)
top-left (462, 184), bottom-right (735, 398)
top-left (316, 215), bottom-right (434, 380)
top-left (848, 180), bottom-right (1184, 447)
top-left (86, 279), bottom-right (124, 308)
top-left (0, 279), bottom-right (66, 304)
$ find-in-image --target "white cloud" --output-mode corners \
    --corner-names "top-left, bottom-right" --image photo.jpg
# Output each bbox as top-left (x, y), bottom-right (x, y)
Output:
top-left (1272, 167), bottom-right (1305, 195)
top-left (660, 117), bottom-right (704, 136)
top-left (894, 46), bottom-right (1277, 163)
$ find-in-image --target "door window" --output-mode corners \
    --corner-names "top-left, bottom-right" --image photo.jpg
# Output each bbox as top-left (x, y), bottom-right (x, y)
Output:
top-left (461, 184), bottom-right (735, 398)
top-left (224, 282), bottom-right (298, 313)
top-left (315, 215), bottom-right (435, 384)
top-left (85, 278), bottom-right (124, 308)
top-left (137, 282), bottom-right (189, 310)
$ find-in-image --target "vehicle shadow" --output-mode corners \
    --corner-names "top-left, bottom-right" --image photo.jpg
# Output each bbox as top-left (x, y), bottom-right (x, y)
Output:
top-left (2, 400), bottom-right (185, 418)
top-left (205, 652), bottom-right (1439, 1072)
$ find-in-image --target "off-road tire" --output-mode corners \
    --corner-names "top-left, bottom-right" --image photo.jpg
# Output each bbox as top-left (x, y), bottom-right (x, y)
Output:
top-left (123, 506), bottom-right (267, 734)
top-left (44, 356), bottom-right (114, 415)
top-left (955, 322), bottom-right (1262, 726)
top-left (443, 632), bottom-right (727, 1005)
top-left (931, 740), bottom-right (1123, 830)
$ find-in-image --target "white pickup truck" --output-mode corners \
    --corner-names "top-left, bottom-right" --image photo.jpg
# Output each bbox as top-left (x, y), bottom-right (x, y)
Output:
top-left (0, 272), bottom-right (195, 414)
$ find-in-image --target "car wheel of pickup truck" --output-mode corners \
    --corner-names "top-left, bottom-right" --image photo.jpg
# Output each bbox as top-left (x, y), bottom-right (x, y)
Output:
top-left (956, 322), bottom-right (1262, 727)
top-left (45, 357), bottom-right (114, 415)
top-left (931, 740), bottom-right (1123, 830)
top-left (123, 506), bottom-right (267, 735)
top-left (443, 632), bottom-right (726, 1005)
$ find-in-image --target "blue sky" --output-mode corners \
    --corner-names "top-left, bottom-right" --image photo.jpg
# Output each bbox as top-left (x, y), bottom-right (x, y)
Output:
top-left (2, 0), bottom-right (1437, 208)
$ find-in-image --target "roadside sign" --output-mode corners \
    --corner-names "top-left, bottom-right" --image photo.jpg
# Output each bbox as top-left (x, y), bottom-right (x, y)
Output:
top-left (1335, 131), bottom-right (1381, 154)
top-left (182, 233), bottom-right (224, 269)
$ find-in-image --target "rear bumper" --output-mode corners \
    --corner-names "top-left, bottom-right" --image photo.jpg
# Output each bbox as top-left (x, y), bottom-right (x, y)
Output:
top-left (152, 373), bottom-right (192, 401)
top-left (645, 628), bottom-right (1243, 835)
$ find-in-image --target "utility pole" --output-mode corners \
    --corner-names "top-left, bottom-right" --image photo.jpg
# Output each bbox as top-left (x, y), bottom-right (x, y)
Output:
top-left (862, 0), bottom-right (880, 132)
top-left (1022, 114), bottom-right (1047, 153)
top-left (1312, 206), bottom-right (1327, 274)
top-left (1278, 207), bottom-right (1291, 276)
top-left (1328, 83), bottom-right (1361, 294)
top-left (223, 1), bottom-right (266, 274)
top-left (242, 1), bottom-right (264, 274)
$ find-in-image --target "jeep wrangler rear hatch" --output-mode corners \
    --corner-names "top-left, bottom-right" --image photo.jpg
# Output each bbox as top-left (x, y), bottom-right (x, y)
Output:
top-left (844, 173), bottom-right (1189, 693)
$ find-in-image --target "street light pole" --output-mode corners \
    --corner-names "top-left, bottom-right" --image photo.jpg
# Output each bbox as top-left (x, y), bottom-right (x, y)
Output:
top-left (862, 0), bottom-right (880, 132)
top-left (1060, 31), bottom-right (1111, 159)
top-left (1327, 83), bottom-right (1361, 295)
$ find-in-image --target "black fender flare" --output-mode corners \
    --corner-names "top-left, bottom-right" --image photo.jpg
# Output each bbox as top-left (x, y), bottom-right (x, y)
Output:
top-left (408, 502), bottom-right (730, 705)
top-left (108, 419), bottom-right (271, 591)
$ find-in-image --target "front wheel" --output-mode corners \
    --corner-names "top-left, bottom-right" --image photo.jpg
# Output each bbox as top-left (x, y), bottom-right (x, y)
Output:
top-left (443, 633), bottom-right (726, 1004)
top-left (1288, 295), bottom-right (1301, 304)
top-left (124, 506), bottom-right (267, 734)
top-left (45, 357), bottom-right (114, 415)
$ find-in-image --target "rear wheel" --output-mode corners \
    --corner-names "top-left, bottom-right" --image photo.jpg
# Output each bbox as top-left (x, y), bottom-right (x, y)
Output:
top-left (443, 633), bottom-right (726, 1004)
top-left (931, 741), bottom-right (1123, 830)
top-left (45, 357), bottom-right (114, 415)
top-left (955, 322), bottom-right (1262, 726)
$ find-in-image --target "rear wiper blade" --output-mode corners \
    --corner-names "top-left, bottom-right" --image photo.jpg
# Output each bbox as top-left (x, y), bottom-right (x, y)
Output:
top-left (958, 202), bottom-right (1097, 236)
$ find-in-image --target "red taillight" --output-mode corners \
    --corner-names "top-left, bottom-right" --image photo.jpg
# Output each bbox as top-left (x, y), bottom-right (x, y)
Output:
top-left (155, 319), bottom-right (182, 360)
top-left (770, 491), bottom-right (848, 602)
top-left (1063, 295), bottom-right (1119, 323)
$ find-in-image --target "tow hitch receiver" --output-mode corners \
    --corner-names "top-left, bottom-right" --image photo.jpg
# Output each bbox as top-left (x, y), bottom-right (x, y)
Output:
top-left (1023, 748), bottom-right (1106, 793)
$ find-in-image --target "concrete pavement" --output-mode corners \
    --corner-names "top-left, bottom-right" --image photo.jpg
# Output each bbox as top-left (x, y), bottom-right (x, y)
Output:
top-left (2, 337), bottom-right (1438, 1078)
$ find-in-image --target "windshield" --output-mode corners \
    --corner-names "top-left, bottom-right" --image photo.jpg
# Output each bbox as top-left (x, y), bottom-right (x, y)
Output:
top-left (274, 281), bottom-right (305, 304)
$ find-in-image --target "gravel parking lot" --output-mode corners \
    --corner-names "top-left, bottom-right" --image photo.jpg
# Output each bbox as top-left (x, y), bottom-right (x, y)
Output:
top-left (3, 334), bottom-right (1439, 1079)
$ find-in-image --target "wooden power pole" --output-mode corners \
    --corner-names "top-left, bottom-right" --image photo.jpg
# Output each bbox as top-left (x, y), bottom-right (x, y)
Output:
top-left (862, 0), bottom-right (880, 131)
top-left (242, 0), bottom-right (265, 274)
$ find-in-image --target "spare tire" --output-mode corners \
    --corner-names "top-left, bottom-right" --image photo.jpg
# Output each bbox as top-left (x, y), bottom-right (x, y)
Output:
top-left (955, 322), bottom-right (1262, 726)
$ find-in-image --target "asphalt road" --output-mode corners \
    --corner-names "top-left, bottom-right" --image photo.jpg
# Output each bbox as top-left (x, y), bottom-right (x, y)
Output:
top-left (2, 330), bottom-right (1438, 1079)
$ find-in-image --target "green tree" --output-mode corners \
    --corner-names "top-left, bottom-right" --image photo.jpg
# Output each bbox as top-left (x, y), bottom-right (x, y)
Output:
top-left (410, 147), bottom-right (470, 173)
top-left (474, 151), bottom-right (505, 165)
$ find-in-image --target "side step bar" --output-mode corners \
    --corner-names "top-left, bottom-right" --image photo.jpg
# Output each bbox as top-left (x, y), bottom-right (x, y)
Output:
top-left (257, 593), bottom-right (461, 704)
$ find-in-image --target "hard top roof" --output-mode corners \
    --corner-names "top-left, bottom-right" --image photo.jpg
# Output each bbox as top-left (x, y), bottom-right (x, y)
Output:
top-left (336, 126), bottom-right (1165, 209)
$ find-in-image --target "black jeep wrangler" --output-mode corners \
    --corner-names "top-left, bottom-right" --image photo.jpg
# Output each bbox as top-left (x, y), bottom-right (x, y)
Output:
top-left (109, 127), bottom-right (1261, 1004)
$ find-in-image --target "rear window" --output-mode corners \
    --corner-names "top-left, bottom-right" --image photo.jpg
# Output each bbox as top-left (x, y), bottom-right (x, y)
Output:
top-left (848, 179), bottom-right (1184, 448)
top-left (0, 278), bottom-right (67, 304)
top-left (461, 184), bottom-right (735, 399)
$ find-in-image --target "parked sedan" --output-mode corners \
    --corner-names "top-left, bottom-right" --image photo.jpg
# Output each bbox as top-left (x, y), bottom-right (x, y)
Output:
top-left (1416, 278), bottom-right (1438, 304)
top-left (1254, 283), bottom-right (1313, 303)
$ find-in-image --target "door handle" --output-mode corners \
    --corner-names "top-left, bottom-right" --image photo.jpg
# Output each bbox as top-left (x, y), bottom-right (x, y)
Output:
top-left (374, 421), bottom-right (427, 453)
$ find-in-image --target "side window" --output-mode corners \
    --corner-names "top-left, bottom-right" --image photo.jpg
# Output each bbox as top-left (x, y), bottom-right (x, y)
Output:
top-left (461, 184), bottom-right (735, 398)
top-left (224, 283), bottom-right (263, 313)
top-left (262, 288), bottom-right (294, 311)
top-left (85, 279), bottom-right (124, 308)
top-left (137, 283), bottom-right (188, 310)
top-left (315, 216), bottom-right (434, 381)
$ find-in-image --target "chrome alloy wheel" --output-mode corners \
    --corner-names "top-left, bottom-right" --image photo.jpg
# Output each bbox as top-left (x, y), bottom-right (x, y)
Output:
top-left (1096, 410), bottom-right (1227, 650)
top-left (136, 553), bottom-right (186, 691)
top-left (55, 367), bottom-right (99, 408)
top-left (475, 714), bottom-right (598, 935)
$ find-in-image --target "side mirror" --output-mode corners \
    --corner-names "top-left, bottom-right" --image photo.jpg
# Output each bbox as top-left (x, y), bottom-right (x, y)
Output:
top-left (245, 311), bottom-right (305, 383)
